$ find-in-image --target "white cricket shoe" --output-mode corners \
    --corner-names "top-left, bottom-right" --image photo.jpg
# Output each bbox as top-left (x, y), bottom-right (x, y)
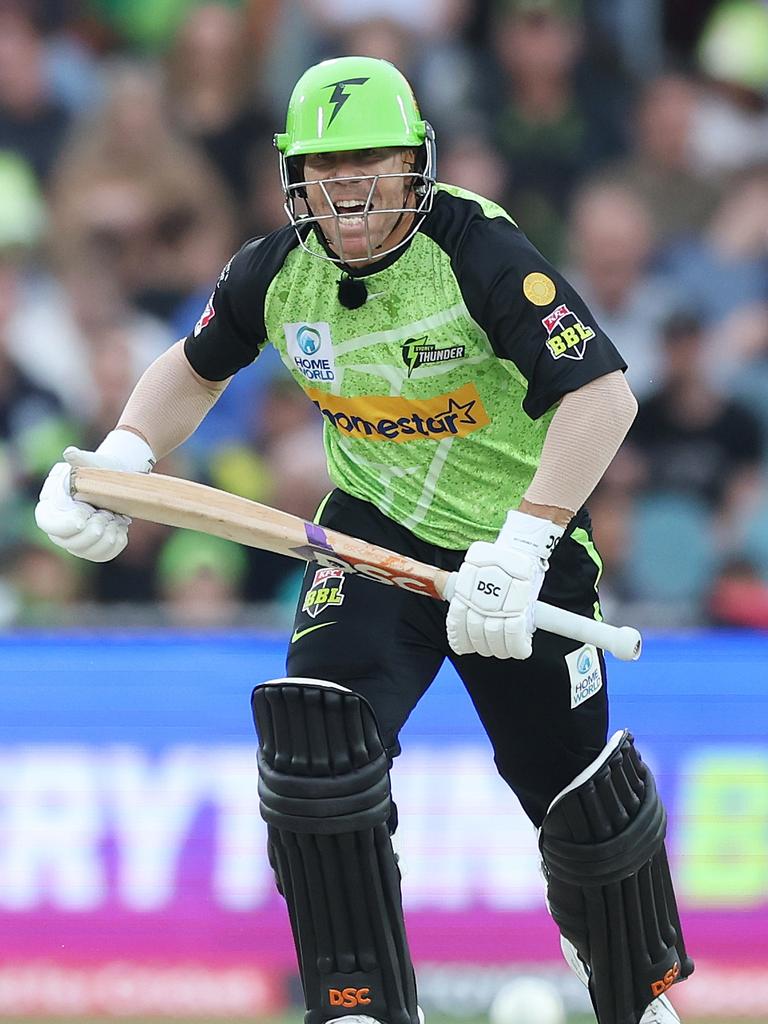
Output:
top-left (561, 938), bottom-right (681, 1023)
top-left (326, 1018), bottom-right (381, 1024)
top-left (326, 1009), bottom-right (424, 1024)
top-left (640, 993), bottom-right (681, 1023)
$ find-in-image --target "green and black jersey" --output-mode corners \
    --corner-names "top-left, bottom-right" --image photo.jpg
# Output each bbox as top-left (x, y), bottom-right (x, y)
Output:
top-left (184, 184), bottom-right (625, 549)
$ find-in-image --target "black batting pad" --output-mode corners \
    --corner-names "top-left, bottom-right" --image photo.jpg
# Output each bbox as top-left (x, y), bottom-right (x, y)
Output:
top-left (253, 678), bottom-right (418, 1024)
top-left (540, 730), bottom-right (694, 1024)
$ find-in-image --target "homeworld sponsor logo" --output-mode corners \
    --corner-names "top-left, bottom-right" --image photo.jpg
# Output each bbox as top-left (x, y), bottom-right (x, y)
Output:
top-left (542, 303), bottom-right (595, 360)
top-left (401, 336), bottom-right (466, 377)
top-left (285, 321), bottom-right (336, 382)
top-left (304, 382), bottom-right (490, 443)
top-left (566, 643), bottom-right (603, 709)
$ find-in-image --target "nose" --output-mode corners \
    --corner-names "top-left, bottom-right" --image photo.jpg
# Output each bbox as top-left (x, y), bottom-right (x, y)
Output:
top-left (334, 163), bottom-right (363, 181)
top-left (323, 156), bottom-right (369, 180)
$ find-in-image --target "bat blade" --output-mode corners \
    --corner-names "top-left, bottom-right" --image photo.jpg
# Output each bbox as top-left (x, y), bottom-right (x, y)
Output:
top-left (70, 468), bottom-right (641, 660)
top-left (70, 468), bottom-right (448, 599)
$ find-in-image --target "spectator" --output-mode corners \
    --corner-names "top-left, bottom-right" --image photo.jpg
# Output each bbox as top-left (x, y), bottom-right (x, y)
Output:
top-left (628, 312), bottom-right (764, 546)
top-left (304, 0), bottom-right (457, 35)
top-left (5, 256), bottom-right (172, 418)
top-left (410, 0), bottom-right (490, 140)
top-left (7, 539), bottom-right (91, 625)
top-left (659, 165), bottom-right (768, 367)
top-left (489, 0), bottom-right (628, 258)
top-left (604, 73), bottom-right (721, 246)
top-left (691, 0), bottom-right (768, 177)
top-left (0, 4), bottom-right (71, 184)
top-left (565, 179), bottom-right (677, 398)
top-left (48, 60), bottom-right (236, 319)
top-left (0, 150), bottom-right (46, 252)
top-left (243, 139), bottom-right (292, 238)
top-left (86, 0), bottom-right (217, 53)
top-left (435, 134), bottom-right (509, 204)
top-left (165, 3), bottom-right (274, 206)
top-left (708, 555), bottom-right (768, 629)
top-left (331, 8), bottom-right (487, 142)
top-left (157, 531), bottom-right (249, 627)
top-left (0, 255), bottom-right (73, 507)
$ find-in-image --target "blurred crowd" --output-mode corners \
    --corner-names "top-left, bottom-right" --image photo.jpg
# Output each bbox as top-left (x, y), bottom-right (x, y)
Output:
top-left (2, 0), bottom-right (768, 630)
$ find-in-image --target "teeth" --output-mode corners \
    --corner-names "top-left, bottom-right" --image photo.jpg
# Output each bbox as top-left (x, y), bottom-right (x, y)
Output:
top-left (336, 200), bottom-right (367, 209)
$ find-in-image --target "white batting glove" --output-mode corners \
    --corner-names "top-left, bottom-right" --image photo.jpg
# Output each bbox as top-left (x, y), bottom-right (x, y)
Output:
top-left (446, 510), bottom-right (565, 659)
top-left (34, 430), bottom-right (155, 563)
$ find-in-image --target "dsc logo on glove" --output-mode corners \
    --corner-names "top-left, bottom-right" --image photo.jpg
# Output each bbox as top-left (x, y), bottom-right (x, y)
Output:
top-left (477, 580), bottom-right (501, 597)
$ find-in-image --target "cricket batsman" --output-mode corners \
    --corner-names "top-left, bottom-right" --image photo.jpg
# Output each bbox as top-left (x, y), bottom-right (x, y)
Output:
top-left (35, 57), bottom-right (693, 1024)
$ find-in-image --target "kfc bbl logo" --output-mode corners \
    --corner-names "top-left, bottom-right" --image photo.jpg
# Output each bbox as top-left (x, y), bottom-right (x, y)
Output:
top-left (542, 304), bottom-right (595, 360)
top-left (302, 567), bottom-right (346, 618)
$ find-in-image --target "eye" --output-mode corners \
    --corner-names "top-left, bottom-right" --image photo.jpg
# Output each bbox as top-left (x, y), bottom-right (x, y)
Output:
top-left (306, 153), bottom-right (335, 172)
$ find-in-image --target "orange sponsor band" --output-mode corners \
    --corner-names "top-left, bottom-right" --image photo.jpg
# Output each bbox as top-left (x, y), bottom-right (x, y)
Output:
top-left (305, 382), bottom-right (490, 442)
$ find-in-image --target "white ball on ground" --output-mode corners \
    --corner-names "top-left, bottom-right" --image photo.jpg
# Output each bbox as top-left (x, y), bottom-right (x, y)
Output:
top-left (489, 977), bottom-right (566, 1024)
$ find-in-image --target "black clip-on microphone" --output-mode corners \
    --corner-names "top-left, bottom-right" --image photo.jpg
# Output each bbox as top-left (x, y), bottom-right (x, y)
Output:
top-left (337, 273), bottom-right (368, 309)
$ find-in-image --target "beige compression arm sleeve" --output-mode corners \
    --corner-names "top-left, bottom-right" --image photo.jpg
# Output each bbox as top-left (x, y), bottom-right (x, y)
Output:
top-left (117, 341), bottom-right (231, 459)
top-left (523, 370), bottom-right (638, 514)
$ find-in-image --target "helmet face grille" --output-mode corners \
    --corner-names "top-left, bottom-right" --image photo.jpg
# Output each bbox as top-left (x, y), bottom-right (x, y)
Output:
top-left (277, 130), bottom-right (437, 267)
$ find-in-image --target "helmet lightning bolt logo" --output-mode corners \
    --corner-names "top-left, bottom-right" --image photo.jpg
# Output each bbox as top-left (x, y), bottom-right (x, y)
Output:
top-left (325, 78), bottom-right (370, 125)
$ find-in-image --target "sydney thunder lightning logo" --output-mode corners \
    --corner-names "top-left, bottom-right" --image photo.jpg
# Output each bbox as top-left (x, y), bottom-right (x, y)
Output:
top-left (402, 337), bottom-right (466, 377)
top-left (326, 78), bottom-right (370, 125)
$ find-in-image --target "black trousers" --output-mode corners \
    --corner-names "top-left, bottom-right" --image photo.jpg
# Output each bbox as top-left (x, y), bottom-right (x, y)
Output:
top-left (286, 490), bottom-right (608, 826)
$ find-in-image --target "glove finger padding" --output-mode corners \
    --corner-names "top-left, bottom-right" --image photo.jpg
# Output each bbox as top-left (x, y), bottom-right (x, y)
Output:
top-left (35, 498), bottom-right (89, 539)
top-left (446, 614), bottom-right (473, 656)
top-left (63, 431), bottom-right (155, 475)
top-left (483, 617), bottom-right (510, 660)
top-left (64, 446), bottom-right (121, 471)
top-left (466, 608), bottom-right (492, 657)
top-left (78, 519), bottom-right (129, 562)
top-left (52, 510), bottom-right (128, 561)
top-left (36, 463), bottom-right (91, 532)
top-left (503, 617), bottom-right (532, 660)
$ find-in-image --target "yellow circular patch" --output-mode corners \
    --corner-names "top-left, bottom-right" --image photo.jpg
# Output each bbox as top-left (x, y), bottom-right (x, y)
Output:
top-left (523, 272), bottom-right (556, 306)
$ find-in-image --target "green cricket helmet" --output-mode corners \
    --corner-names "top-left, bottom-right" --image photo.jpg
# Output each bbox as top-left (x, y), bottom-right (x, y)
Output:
top-left (275, 55), bottom-right (436, 265)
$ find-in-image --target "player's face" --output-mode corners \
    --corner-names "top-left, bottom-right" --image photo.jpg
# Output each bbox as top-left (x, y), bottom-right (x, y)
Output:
top-left (302, 147), bottom-right (417, 264)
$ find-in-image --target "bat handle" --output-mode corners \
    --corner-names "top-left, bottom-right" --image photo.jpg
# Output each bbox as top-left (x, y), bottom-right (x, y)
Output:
top-left (533, 602), bottom-right (642, 661)
top-left (440, 572), bottom-right (642, 661)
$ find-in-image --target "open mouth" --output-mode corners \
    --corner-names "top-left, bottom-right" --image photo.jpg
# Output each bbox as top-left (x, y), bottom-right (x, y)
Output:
top-left (333, 199), bottom-right (371, 226)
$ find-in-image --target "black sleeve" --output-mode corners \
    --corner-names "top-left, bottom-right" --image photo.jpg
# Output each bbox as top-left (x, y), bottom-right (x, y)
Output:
top-left (424, 195), bottom-right (626, 418)
top-left (183, 227), bottom-right (298, 381)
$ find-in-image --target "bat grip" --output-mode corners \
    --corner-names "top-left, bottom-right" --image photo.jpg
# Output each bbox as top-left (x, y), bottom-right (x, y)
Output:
top-left (440, 572), bottom-right (642, 661)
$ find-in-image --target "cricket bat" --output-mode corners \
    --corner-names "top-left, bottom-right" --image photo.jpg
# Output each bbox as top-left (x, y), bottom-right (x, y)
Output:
top-left (71, 468), bottom-right (642, 661)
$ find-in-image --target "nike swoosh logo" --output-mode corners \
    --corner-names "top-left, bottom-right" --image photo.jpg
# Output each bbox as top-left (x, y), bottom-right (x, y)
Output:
top-left (291, 621), bottom-right (337, 643)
